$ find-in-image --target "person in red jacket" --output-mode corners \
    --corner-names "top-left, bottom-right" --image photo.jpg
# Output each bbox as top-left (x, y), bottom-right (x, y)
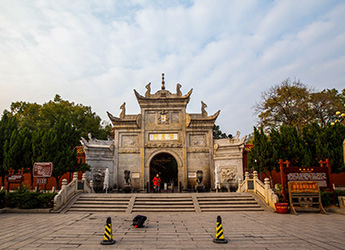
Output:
top-left (152, 174), bottom-right (161, 193)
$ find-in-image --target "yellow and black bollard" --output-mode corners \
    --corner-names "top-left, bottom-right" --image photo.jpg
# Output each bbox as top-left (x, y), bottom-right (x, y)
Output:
top-left (100, 217), bottom-right (116, 245)
top-left (213, 215), bottom-right (228, 244)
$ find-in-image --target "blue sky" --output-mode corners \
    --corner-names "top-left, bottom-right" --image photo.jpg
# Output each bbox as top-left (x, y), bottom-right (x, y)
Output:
top-left (1, 0), bottom-right (345, 136)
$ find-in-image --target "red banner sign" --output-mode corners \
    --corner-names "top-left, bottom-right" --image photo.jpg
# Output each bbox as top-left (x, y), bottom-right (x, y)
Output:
top-left (33, 162), bottom-right (53, 178)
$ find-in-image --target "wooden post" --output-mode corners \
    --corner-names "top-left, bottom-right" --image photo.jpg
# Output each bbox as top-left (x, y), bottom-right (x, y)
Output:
top-left (279, 159), bottom-right (289, 203)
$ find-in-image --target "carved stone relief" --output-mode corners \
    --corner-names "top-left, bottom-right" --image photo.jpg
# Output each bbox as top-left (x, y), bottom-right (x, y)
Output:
top-left (189, 134), bottom-right (206, 147)
top-left (147, 112), bottom-right (156, 124)
top-left (121, 135), bottom-right (138, 148)
top-left (171, 112), bottom-right (180, 123)
top-left (187, 148), bottom-right (209, 153)
top-left (220, 166), bottom-right (237, 183)
top-left (119, 149), bottom-right (140, 154)
top-left (158, 110), bottom-right (169, 124)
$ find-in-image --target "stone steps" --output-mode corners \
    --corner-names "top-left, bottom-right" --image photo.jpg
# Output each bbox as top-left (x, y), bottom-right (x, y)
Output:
top-left (66, 193), bottom-right (264, 213)
top-left (67, 194), bottom-right (131, 213)
top-left (197, 194), bottom-right (264, 212)
top-left (132, 195), bottom-right (194, 212)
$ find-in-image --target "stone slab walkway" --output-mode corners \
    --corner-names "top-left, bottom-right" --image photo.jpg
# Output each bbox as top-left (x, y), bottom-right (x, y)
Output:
top-left (0, 211), bottom-right (344, 249)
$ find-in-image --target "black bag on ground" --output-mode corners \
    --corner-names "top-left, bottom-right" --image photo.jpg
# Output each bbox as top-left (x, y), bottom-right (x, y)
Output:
top-left (132, 215), bottom-right (147, 228)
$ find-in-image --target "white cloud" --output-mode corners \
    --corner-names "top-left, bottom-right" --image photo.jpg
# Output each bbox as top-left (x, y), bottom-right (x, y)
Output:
top-left (0, 0), bottom-right (345, 136)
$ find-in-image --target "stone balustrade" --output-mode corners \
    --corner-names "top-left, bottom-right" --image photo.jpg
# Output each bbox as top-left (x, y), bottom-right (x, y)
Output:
top-left (237, 171), bottom-right (278, 210)
top-left (54, 172), bottom-right (93, 211)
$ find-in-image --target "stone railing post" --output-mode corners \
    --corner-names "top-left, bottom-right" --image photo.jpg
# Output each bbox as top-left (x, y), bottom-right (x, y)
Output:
top-left (82, 173), bottom-right (86, 192)
top-left (61, 179), bottom-right (68, 204)
top-left (253, 171), bottom-right (258, 193)
top-left (237, 178), bottom-right (242, 192)
top-left (73, 172), bottom-right (78, 192)
top-left (245, 172), bottom-right (249, 191)
top-left (73, 172), bottom-right (78, 181)
top-left (264, 178), bottom-right (270, 204)
top-left (90, 180), bottom-right (93, 193)
top-left (52, 186), bottom-right (56, 193)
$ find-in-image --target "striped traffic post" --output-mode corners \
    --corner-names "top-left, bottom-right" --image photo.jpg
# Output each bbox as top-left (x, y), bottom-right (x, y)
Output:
top-left (213, 215), bottom-right (228, 244)
top-left (100, 217), bottom-right (116, 245)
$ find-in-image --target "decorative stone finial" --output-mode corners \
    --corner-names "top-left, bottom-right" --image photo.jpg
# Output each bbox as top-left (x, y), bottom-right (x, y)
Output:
top-left (120, 102), bottom-right (126, 119)
top-left (201, 101), bottom-right (208, 116)
top-left (161, 73), bottom-right (165, 90)
top-left (145, 82), bottom-right (151, 97)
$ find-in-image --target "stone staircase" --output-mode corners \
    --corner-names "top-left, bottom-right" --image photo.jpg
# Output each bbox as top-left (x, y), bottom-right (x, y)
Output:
top-left (65, 192), bottom-right (264, 213)
top-left (197, 193), bottom-right (263, 212)
top-left (66, 194), bottom-right (131, 213)
top-left (132, 195), bottom-right (195, 212)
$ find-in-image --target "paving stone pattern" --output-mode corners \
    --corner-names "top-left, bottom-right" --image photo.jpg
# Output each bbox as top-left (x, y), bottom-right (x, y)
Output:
top-left (0, 211), bottom-right (344, 249)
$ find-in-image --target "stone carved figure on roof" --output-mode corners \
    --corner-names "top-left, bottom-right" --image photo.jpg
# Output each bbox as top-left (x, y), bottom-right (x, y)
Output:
top-left (201, 101), bottom-right (208, 116)
top-left (145, 82), bottom-right (151, 97)
top-left (233, 131), bottom-right (240, 141)
top-left (120, 102), bottom-right (126, 119)
top-left (176, 83), bottom-right (182, 96)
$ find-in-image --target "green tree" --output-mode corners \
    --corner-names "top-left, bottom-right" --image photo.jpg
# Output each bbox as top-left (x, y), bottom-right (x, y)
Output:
top-left (0, 111), bottom-right (18, 187)
top-left (10, 94), bottom-right (111, 140)
top-left (32, 117), bottom-right (88, 189)
top-left (275, 125), bottom-right (312, 167)
top-left (314, 123), bottom-right (345, 173)
top-left (248, 127), bottom-right (276, 184)
top-left (213, 124), bottom-right (229, 139)
top-left (4, 128), bottom-right (34, 187)
top-left (255, 79), bottom-right (345, 131)
top-left (311, 88), bottom-right (345, 127)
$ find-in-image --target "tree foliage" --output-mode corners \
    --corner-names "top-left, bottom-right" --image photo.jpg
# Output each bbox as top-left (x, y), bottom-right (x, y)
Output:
top-left (1, 95), bottom-right (104, 188)
top-left (10, 94), bottom-right (111, 140)
top-left (248, 123), bottom-right (345, 175)
top-left (248, 127), bottom-right (275, 177)
top-left (213, 124), bottom-right (230, 139)
top-left (255, 79), bottom-right (345, 131)
top-left (32, 117), bottom-right (89, 189)
top-left (0, 111), bottom-right (18, 186)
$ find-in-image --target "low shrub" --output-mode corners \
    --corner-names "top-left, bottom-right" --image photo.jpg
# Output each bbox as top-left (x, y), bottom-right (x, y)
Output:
top-left (320, 189), bottom-right (345, 207)
top-left (5, 189), bottom-right (57, 209)
top-left (0, 190), bottom-right (6, 208)
top-left (37, 192), bottom-right (56, 208)
top-left (320, 190), bottom-right (333, 207)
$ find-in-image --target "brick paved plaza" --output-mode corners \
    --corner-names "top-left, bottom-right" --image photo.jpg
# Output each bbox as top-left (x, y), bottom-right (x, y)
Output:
top-left (0, 211), bottom-right (344, 249)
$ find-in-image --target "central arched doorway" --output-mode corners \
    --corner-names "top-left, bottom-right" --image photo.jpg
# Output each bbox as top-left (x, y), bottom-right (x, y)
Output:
top-left (149, 152), bottom-right (178, 191)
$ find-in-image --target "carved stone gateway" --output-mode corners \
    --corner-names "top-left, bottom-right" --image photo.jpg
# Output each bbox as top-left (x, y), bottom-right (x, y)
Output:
top-left (81, 74), bottom-right (245, 192)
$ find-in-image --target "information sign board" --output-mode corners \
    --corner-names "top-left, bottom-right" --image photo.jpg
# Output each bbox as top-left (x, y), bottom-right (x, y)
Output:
top-left (36, 178), bottom-right (47, 185)
top-left (288, 181), bottom-right (326, 215)
top-left (33, 162), bottom-right (53, 178)
top-left (6, 174), bottom-right (24, 183)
